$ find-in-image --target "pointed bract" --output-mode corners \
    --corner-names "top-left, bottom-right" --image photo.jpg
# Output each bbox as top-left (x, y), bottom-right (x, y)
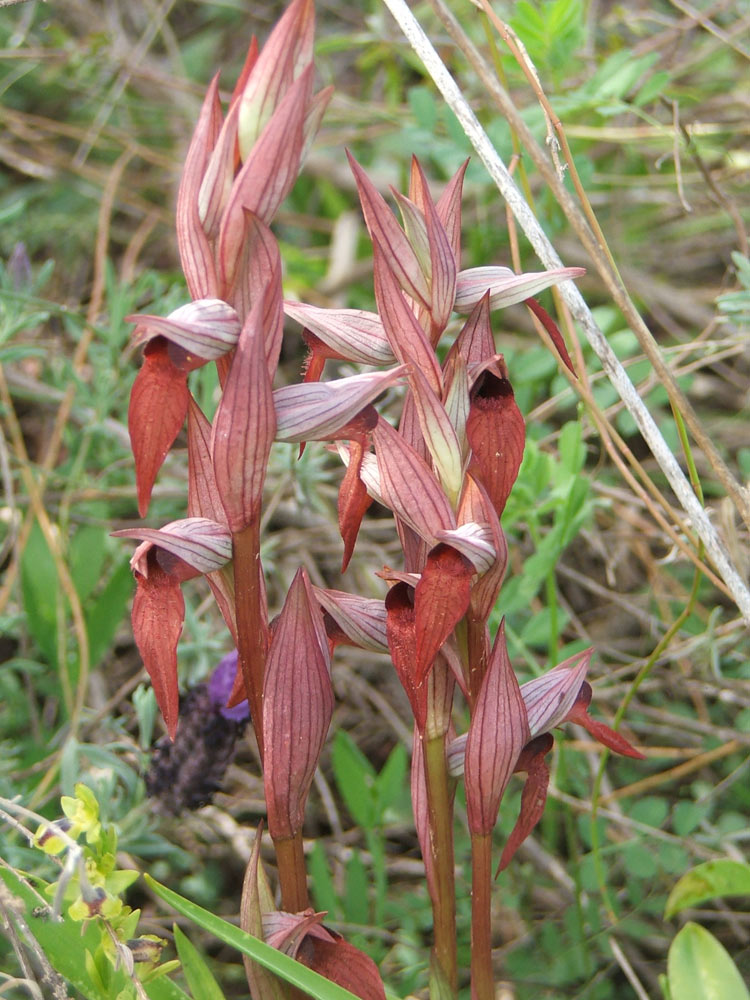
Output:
top-left (464, 622), bottom-right (529, 835)
top-left (176, 74), bottom-right (222, 300)
top-left (211, 290), bottom-right (277, 532)
top-left (454, 265), bottom-right (585, 313)
top-left (347, 151), bottom-right (431, 309)
top-left (373, 245), bottom-right (442, 396)
top-left (237, 0), bottom-right (315, 158)
top-left (219, 67), bottom-right (313, 288)
top-left (373, 416), bottom-right (456, 546)
top-left (263, 569), bottom-right (334, 839)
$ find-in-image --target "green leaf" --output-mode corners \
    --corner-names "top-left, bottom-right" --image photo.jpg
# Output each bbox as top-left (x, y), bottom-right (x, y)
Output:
top-left (173, 925), bottom-right (227, 1000)
top-left (20, 519), bottom-right (59, 668)
top-left (343, 850), bottom-right (371, 926)
top-left (666, 861), bottom-right (750, 918)
top-left (85, 557), bottom-right (133, 666)
top-left (70, 525), bottom-right (107, 603)
top-left (309, 841), bottom-right (340, 920)
top-left (145, 875), bottom-right (364, 1000)
top-left (331, 730), bottom-right (376, 830)
top-left (667, 922), bottom-right (750, 1000)
top-left (374, 743), bottom-right (407, 819)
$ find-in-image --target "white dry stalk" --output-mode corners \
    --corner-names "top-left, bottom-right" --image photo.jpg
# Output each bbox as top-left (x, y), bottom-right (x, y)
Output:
top-left (380, 0), bottom-right (750, 625)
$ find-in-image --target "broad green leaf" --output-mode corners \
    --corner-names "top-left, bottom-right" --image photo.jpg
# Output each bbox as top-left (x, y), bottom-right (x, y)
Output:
top-left (668, 922), bottom-right (750, 1000)
top-left (374, 743), bottom-right (407, 819)
top-left (70, 525), bottom-right (107, 603)
top-left (332, 730), bottom-right (376, 830)
top-left (145, 875), bottom-right (364, 1000)
top-left (20, 519), bottom-right (59, 668)
top-left (666, 861), bottom-right (750, 918)
top-left (309, 841), bottom-right (339, 919)
top-left (86, 558), bottom-right (134, 666)
top-left (173, 925), bottom-right (227, 1000)
top-left (343, 850), bottom-right (371, 927)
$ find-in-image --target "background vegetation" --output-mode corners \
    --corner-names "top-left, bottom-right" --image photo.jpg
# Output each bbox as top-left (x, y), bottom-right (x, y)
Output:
top-left (1, 0), bottom-right (749, 997)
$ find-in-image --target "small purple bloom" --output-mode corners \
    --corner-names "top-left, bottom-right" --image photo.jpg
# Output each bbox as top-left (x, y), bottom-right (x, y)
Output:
top-left (209, 650), bottom-right (250, 721)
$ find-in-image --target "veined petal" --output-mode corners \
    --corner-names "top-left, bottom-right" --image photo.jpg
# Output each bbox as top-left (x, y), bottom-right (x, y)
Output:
top-left (454, 265), bottom-right (586, 313)
top-left (464, 621), bottom-right (529, 835)
top-left (520, 649), bottom-right (592, 736)
top-left (128, 299), bottom-right (240, 361)
top-left (435, 522), bottom-right (495, 575)
top-left (300, 934), bottom-right (386, 1000)
top-left (284, 301), bottom-right (395, 366)
top-left (274, 367), bottom-right (403, 443)
top-left (314, 587), bottom-right (388, 653)
top-left (263, 568), bottom-right (334, 838)
top-left (237, 0), bottom-right (315, 158)
top-left (113, 517), bottom-right (232, 575)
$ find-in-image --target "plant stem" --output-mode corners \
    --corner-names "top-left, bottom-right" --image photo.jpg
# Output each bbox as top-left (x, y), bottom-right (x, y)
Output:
top-left (422, 733), bottom-right (457, 997)
top-left (233, 517), bottom-right (266, 760)
top-left (470, 831), bottom-right (494, 1000)
top-left (274, 831), bottom-right (309, 912)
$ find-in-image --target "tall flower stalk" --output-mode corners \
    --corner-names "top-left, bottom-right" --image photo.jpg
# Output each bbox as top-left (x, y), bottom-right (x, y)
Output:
top-left (117, 3), bottom-right (644, 997)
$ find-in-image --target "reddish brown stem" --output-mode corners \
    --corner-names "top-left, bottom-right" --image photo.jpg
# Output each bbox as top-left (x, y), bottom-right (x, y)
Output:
top-left (232, 518), bottom-right (266, 760)
top-left (274, 831), bottom-right (309, 912)
top-left (423, 733), bottom-right (457, 997)
top-left (470, 832), bottom-right (494, 1000)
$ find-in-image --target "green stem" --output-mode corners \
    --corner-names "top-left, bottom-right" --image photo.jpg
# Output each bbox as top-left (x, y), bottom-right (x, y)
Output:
top-left (233, 518), bottom-right (266, 760)
top-left (470, 832), bottom-right (494, 1000)
top-left (274, 832), bottom-right (309, 913)
top-left (422, 733), bottom-right (457, 998)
